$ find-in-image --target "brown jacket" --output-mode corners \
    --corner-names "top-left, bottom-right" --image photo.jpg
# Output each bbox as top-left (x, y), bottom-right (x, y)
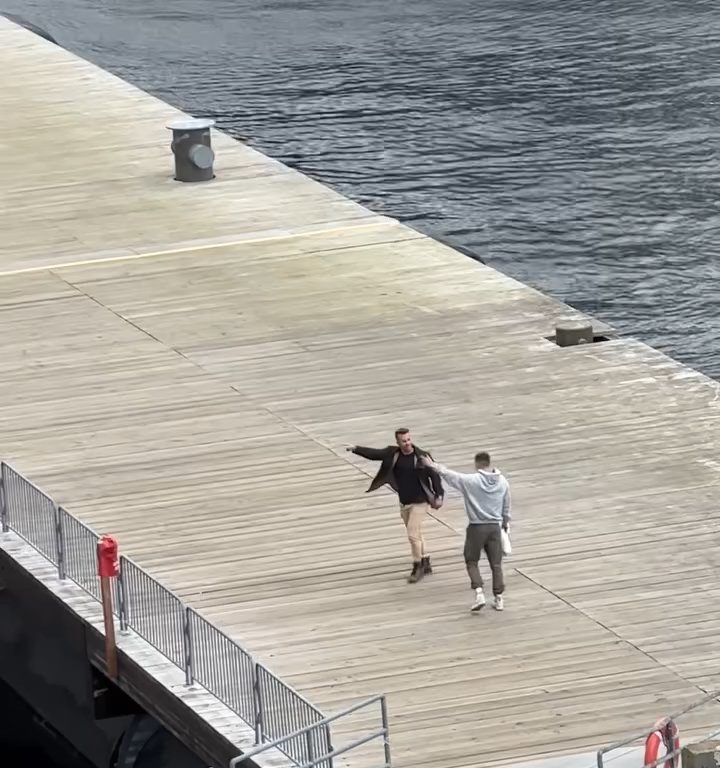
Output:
top-left (352, 445), bottom-right (444, 506)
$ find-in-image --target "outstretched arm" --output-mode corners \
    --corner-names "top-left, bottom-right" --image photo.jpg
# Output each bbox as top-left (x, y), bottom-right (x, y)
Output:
top-left (421, 456), bottom-right (471, 493)
top-left (346, 445), bottom-right (387, 461)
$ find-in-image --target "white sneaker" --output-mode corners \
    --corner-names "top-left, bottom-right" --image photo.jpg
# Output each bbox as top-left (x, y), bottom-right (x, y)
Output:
top-left (493, 595), bottom-right (504, 611)
top-left (471, 589), bottom-right (486, 612)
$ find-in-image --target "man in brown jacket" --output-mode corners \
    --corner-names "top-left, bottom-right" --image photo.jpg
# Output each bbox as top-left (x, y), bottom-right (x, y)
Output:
top-left (347, 428), bottom-right (444, 583)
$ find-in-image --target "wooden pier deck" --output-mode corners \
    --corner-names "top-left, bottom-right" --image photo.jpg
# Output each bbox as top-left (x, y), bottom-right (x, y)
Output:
top-left (2, 16), bottom-right (720, 768)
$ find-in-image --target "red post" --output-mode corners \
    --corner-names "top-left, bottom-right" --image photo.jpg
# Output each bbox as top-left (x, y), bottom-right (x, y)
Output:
top-left (97, 535), bottom-right (119, 680)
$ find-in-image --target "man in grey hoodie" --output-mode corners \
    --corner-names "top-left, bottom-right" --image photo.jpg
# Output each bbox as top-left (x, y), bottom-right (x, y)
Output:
top-left (421, 451), bottom-right (511, 612)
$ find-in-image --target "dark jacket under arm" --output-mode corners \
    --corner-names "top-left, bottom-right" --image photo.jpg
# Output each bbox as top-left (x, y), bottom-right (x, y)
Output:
top-left (427, 464), bottom-right (444, 499)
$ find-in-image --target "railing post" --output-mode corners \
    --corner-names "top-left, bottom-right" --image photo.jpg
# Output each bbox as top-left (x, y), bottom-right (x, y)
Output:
top-left (305, 729), bottom-right (315, 766)
top-left (322, 723), bottom-right (334, 768)
top-left (183, 606), bottom-right (194, 686)
top-left (253, 662), bottom-right (263, 745)
top-left (0, 463), bottom-right (8, 533)
top-left (117, 557), bottom-right (128, 633)
top-left (380, 695), bottom-right (391, 768)
top-left (54, 505), bottom-right (66, 579)
top-left (667, 718), bottom-right (679, 768)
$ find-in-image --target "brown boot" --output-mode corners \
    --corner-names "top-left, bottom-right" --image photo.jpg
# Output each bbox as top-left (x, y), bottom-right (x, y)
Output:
top-left (408, 562), bottom-right (423, 583)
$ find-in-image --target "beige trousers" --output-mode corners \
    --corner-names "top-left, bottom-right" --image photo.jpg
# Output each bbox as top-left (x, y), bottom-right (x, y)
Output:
top-left (400, 503), bottom-right (428, 561)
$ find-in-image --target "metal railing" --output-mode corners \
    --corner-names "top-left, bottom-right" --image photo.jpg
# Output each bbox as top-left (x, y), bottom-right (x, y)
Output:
top-left (187, 608), bottom-right (257, 727)
top-left (597, 688), bottom-right (720, 768)
top-left (120, 555), bottom-right (187, 671)
top-left (60, 505), bottom-right (102, 598)
top-left (2, 462), bottom-right (59, 564)
top-left (256, 664), bottom-right (331, 766)
top-left (230, 694), bottom-right (391, 768)
top-left (0, 461), bottom-right (391, 768)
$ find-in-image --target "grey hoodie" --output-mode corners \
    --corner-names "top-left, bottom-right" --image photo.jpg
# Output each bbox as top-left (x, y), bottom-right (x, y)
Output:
top-left (436, 465), bottom-right (511, 527)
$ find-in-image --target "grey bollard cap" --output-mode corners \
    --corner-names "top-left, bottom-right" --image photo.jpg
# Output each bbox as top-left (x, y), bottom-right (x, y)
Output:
top-left (166, 117), bottom-right (216, 133)
top-left (555, 317), bottom-right (594, 347)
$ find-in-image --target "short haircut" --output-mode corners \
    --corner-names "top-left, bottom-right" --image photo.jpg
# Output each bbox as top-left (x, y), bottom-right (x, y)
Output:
top-left (474, 451), bottom-right (491, 466)
top-left (394, 427), bottom-right (410, 439)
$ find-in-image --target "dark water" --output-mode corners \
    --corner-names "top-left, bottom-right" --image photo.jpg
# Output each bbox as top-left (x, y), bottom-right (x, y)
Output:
top-left (5, 0), bottom-right (720, 376)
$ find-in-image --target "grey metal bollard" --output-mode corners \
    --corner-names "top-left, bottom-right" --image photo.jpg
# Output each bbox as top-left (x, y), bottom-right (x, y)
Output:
top-left (167, 117), bottom-right (216, 182)
top-left (555, 318), bottom-right (594, 347)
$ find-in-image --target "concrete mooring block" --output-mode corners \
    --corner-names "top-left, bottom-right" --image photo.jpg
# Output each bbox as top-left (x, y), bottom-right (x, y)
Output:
top-left (681, 740), bottom-right (720, 768)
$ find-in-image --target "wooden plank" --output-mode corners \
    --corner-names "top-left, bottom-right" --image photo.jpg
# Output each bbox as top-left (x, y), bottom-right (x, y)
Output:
top-left (1, 16), bottom-right (720, 768)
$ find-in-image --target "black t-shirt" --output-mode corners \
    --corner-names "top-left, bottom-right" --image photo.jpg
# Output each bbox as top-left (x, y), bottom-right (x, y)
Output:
top-left (393, 451), bottom-right (426, 505)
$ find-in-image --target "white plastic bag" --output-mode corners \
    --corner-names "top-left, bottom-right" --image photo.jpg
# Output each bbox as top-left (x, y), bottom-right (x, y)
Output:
top-left (501, 528), bottom-right (512, 556)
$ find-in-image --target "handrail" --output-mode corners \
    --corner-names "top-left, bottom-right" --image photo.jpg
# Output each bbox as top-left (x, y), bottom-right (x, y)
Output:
top-left (596, 688), bottom-right (720, 768)
top-left (230, 694), bottom-right (391, 768)
top-left (0, 460), bottom-right (392, 768)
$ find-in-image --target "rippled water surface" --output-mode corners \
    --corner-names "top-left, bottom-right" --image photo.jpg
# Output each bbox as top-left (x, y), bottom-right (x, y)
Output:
top-left (5, 0), bottom-right (720, 375)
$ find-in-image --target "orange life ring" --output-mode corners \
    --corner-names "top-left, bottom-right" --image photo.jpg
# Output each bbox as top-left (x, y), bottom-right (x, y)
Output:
top-left (643, 718), bottom-right (680, 768)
